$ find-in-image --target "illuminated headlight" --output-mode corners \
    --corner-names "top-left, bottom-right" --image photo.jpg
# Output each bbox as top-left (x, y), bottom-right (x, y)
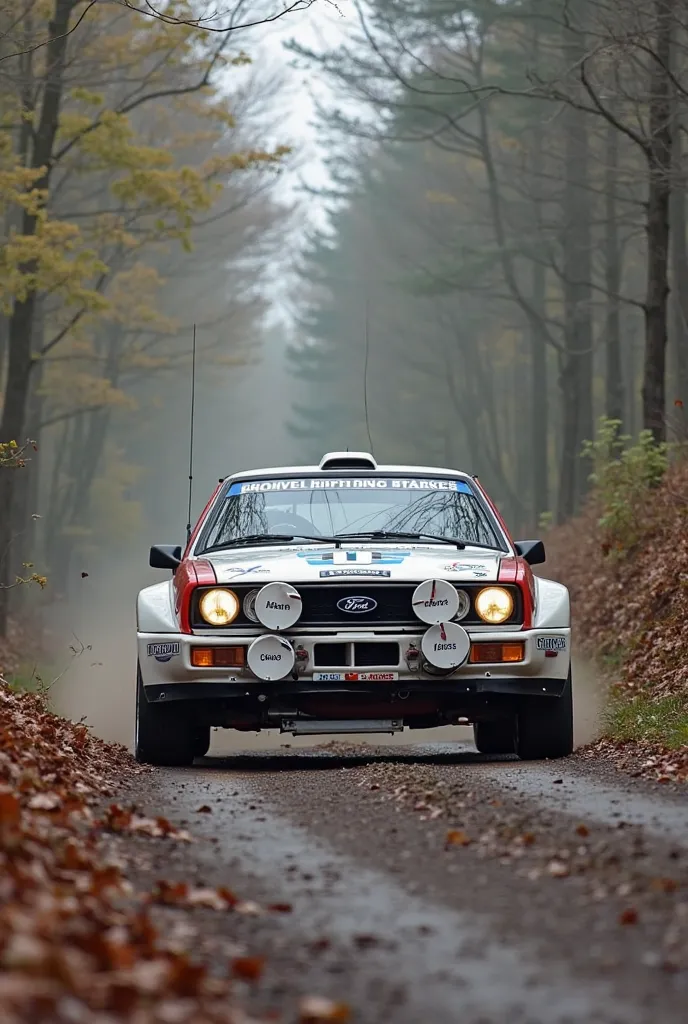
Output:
top-left (475, 586), bottom-right (513, 624)
top-left (454, 589), bottom-right (470, 621)
top-left (199, 588), bottom-right (239, 626)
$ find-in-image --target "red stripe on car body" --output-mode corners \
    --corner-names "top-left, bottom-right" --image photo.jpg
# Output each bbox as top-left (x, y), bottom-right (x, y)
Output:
top-left (497, 557), bottom-right (534, 630)
top-left (173, 558), bottom-right (217, 634)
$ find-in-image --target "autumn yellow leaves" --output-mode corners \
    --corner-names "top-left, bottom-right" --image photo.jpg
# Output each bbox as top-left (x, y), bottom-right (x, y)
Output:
top-left (0, 1), bottom-right (292, 626)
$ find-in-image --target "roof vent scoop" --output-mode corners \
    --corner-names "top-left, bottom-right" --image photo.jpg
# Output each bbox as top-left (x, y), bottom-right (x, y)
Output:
top-left (319, 451), bottom-right (378, 471)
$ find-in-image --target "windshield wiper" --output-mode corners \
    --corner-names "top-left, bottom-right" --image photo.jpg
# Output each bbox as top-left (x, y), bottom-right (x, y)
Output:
top-left (202, 533), bottom-right (340, 553)
top-left (334, 530), bottom-right (506, 552)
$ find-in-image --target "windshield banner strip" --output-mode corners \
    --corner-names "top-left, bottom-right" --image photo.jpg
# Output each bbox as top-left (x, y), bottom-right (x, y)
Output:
top-left (227, 478), bottom-right (473, 495)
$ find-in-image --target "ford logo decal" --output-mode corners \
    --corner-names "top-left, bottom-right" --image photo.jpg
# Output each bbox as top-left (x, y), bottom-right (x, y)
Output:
top-left (337, 595), bottom-right (378, 614)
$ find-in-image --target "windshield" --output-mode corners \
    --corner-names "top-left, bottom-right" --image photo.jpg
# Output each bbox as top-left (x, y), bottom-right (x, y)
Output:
top-left (197, 477), bottom-right (504, 552)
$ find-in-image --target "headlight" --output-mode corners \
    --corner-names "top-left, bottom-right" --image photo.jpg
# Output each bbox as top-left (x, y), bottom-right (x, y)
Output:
top-left (475, 586), bottom-right (513, 624)
top-left (198, 588), bottom-right (239, 625)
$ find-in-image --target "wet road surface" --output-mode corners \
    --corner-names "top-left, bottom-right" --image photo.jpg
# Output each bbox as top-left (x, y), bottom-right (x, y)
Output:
top-left (118, 742), bottom-right (688, 1023)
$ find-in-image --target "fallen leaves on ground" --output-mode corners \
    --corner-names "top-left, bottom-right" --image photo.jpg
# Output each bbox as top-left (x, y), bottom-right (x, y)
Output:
top-left (545, 461), bottom-right (688, 784)
top-left (349, 757), bottom-right (688, 970)
top-left (0, 680), bottom-right (274, 1022)
top-left (100, 803), bottom-right (193, 841)
top-left (151, 880), bottom-right (238, 911)
top-left (577, 738), bottom-right (688, 785)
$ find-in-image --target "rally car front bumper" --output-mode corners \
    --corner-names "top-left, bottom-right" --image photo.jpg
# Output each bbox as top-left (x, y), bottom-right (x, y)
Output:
top-left (137, 626), bottom-right (571, 704)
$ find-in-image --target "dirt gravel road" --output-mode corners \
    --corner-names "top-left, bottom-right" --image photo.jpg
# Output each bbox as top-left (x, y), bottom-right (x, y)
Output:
top-left (116, 741), bottom-right (687, 1024)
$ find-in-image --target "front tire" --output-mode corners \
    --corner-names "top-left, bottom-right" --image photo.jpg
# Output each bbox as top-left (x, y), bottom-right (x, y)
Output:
top-left (516, 669), bottom-right (574, 760)
top-left (135, 667), bottom-right (196, 766)
top-left (473, 719), bottom-right (516, 755)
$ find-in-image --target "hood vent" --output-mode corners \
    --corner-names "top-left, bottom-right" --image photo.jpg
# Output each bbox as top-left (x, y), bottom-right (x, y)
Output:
top-left (319, 451), bottom-right (377, 471)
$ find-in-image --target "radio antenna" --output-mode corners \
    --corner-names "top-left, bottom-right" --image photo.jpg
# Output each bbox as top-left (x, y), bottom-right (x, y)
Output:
top-left (363, 294), bottom-right (374, 454)
top-left (186, 324), bottom-right (197, 544)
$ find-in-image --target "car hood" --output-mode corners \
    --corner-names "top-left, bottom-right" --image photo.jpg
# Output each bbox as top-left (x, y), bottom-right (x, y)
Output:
top-left (204, 544), bottom-right (503, 585)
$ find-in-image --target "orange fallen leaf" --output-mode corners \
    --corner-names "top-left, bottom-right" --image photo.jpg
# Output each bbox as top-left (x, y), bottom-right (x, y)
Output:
top-left (268, 901), bottom-right (293, 913)
top-left (0, 790), bottom-right (21, 826)
top-left (231, 955), bottom-right (266, 981)
top-left (445, 829), bottom-right (471, 847)
top-left (650, 878), bottom-right (678, 893)
top-left (575, 823), bottom-right (589, 837)
top-left (619, 908), bottom-right (639, 925)
top-left (151, 880), bottom-right (189, 905)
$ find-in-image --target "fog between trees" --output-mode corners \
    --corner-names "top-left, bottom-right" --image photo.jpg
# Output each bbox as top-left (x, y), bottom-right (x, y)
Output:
top-left (287, 0), bottom-right (687, 532)
top-left (0, 0), bottom-right (686, 639)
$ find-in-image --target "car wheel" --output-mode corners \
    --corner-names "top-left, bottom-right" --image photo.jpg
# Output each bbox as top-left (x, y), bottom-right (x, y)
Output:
top-left (192, 726), bottom-right (211, 759)
top-left (515, 669), bottom-right (574, 760)
top-left (473, 719), bottom-right (516, 755)
top-left (134, 666), bottom-right (196, 767)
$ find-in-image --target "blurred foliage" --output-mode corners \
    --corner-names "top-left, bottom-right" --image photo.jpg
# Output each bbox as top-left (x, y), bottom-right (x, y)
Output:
top-left (583, 418), bottom-right (670, 556)
top-left (0, 0), bottom-right (294, 607)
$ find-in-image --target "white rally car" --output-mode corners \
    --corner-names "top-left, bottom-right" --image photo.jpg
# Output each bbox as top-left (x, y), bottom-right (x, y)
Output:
top-left (136, 452), bottom-right (572, 765)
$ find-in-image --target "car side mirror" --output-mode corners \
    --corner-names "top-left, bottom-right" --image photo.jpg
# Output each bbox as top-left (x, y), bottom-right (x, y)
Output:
top-left (514, 539), bottom-right (546, 565)
top-left (149, 544), bottom-right (182, 570)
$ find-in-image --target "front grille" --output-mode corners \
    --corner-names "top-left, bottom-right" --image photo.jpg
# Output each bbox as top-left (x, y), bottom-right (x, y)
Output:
top-left (355, 642), bottom-right (399, 666)
top-left (191, 582), bottom-right (523, 629)
top-left (314, 642), bottom-right (348, 666)
top-left (313, 641), bottom-right (401, 668)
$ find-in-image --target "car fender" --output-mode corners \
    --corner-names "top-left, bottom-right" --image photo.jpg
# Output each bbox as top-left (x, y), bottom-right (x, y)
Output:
top-left (532, 576), bottom-right (570, 629)
top-left (137, 580), bottom-right (178, 633)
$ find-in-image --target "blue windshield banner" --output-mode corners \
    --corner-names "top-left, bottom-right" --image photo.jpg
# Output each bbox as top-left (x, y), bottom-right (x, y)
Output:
top-left (227, 478), bottom-right (473, 496)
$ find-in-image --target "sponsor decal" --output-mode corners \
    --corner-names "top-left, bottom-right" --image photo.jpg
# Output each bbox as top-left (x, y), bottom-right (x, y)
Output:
top-left (224, 564), bottom-right (270, 578)
top-left (443, 562), bottom-right (489, 577)
top-left (313, 672), bottom-right (398, 682)
top-left (336, 595), bottom-right (378, 614)
top-left (320, 568), bottom-right (391, 578)
top-left (414, 597), bottom-right (449, 609)
top-left (228, 478), bottom-right (472, 495)
top-left (147, 642), bottom-right (180, 662)
top-left (537, 636), bottom-right (567, 651)
top-left (301, 550), bottom-right (409, 566)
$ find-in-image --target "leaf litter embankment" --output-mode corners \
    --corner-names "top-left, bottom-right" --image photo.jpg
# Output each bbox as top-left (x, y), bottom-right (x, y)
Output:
top-left (546, 461), bottom-right (688, 783)
top-left (0, 682), bottom-right (348, 1024)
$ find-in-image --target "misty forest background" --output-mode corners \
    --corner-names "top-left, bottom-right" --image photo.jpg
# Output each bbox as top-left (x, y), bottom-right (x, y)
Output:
top-left (0, 0), bottom-right (686, 640)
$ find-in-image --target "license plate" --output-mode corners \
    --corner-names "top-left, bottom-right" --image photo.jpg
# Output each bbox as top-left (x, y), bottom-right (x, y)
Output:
top-left (313, 671), bottom-right (398, 682)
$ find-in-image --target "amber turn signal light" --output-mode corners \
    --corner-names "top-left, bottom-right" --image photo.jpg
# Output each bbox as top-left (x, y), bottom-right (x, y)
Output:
top-left (469, 642), bottom-right (525, 664)
top-left (191, 646), bottom-right (245, 668)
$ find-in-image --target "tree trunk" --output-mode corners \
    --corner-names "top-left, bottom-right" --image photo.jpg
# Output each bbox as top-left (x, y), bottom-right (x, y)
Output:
top-left (0, 0), bottom-right (74, 635)
top-left (530, 259), bottom-right (548, 527)
top-left (556, 22), bottom-right (593, 522)
top-left (642, 0), bottom-right (674, 443)
top-left (604, 119), bottom-right (624, 424)
top-left (527, 3), bottom-right (549, 529)
top-left (670, 120), bottom-right (688, 421)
